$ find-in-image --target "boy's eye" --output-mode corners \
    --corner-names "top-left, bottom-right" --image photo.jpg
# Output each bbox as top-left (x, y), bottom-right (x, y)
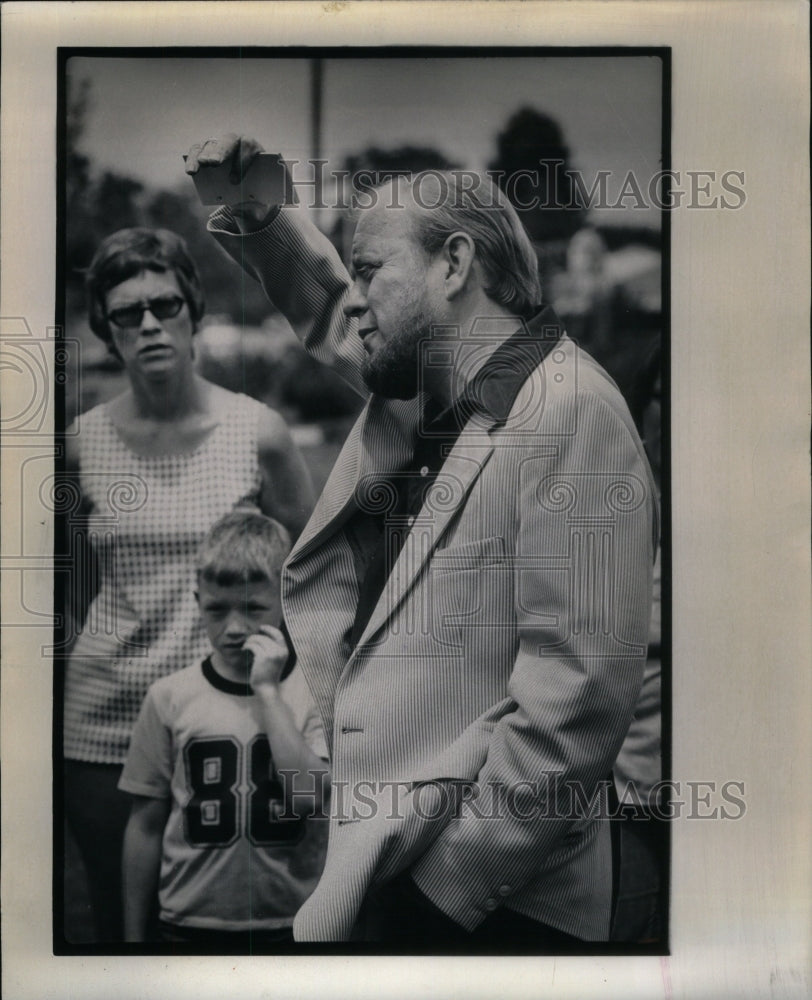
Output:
top-left (203, 604), bottom-right (226, 615)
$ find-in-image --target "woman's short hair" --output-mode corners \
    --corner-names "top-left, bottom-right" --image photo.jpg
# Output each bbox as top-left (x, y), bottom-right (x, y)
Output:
top-left (85, 227), bottom-right (205, 348)
top-left (405, 172), bottom-right (542, 319)
top-left (196, 510), bottom-right (292, 588)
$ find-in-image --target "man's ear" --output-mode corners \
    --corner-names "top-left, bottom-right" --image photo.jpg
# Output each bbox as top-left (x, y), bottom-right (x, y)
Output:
top-left (441, 231), bottom-right (476, 299)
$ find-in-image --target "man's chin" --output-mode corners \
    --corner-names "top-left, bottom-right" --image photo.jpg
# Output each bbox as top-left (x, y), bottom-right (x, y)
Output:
top-left (361, 359), bottom-right (419, 400)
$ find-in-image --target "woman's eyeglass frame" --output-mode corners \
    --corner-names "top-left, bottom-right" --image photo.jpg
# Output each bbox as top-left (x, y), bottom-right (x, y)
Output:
top-left (106, 294), bottom-right (186, 330)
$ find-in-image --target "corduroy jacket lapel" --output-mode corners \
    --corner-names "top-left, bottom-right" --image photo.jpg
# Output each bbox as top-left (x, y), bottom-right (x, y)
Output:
top-left (287, 392), bottom-right (424, 566)
top-left (349, 414), bottom-right (498, 655)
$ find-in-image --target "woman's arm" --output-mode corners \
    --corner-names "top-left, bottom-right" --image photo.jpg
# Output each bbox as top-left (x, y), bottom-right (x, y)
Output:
top-left (122, 795), bottom-right (171, 942)
top-left (62, 427), bottom-right (97, 651)
top-left (256, 407), bottom-right (316, 541)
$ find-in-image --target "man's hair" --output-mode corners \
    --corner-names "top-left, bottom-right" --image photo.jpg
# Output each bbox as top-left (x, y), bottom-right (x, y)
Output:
top-left (196, 510), bottom-right (291, 588)
top-left (406, 172), bottom-right (542, 319)
top-left (85, 227), bottom-right (206, 350)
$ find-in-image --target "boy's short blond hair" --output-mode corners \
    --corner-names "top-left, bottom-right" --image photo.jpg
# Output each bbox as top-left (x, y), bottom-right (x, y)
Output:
top-left (196, 510), bottom-right (291, 588)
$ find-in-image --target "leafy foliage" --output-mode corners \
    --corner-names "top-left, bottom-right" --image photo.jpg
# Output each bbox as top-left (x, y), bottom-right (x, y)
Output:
top-left (488, 106), bottom-right (585, 241)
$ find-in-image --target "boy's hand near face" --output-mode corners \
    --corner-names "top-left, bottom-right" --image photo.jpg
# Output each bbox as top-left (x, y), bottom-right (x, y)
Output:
top-left (245, 623), bottom-right (331, 816)
top-left (245, 624), bottom-right (289, 690)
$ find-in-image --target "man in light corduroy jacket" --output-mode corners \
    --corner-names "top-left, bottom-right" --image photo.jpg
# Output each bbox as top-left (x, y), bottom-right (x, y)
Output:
top-left (185, 135), bottom-right (658, 947)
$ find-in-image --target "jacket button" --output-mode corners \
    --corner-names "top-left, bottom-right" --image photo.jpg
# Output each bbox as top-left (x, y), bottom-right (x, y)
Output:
top-left (498, 884), bottom-right (511, 897)
top-left (484, 897), bottom-right (498, 911)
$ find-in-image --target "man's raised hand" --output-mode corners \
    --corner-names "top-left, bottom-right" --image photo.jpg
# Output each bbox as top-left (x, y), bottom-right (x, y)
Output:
top-left (185, 133), bottom-right (264, 179)
top-left (185, 134), bottom-right (272, 229)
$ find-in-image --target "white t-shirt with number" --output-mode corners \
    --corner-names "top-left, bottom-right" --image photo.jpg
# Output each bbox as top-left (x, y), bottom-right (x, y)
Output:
top-left (119, 658), bottom-right (328, 931)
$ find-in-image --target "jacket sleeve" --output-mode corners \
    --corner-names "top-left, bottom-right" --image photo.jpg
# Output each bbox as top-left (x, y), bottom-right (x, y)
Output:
top-left (409, 386), bottom-right (657, 931)
top-left (207, 206), bottom-right (368, 398)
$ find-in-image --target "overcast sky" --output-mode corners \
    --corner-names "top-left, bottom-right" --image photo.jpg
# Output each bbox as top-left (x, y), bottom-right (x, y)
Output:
top-left (68, 54), bottom-right (663, 227)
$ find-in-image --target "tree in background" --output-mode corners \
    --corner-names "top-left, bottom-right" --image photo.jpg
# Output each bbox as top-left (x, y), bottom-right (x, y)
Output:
top-left (65, 76), bottom-right (145, 314)
top-left (63, 74), bottom-right (363, 426)
top-left (488, 106), bottom-right (585, 243)
top-left (65, 75), bottom-right (93, 250)
top-left (330, 144), bottom-right (458, 261)
top-left (63, 74), bottom-right (273, 329)
top-left (342, 144), bottom-right (457, 178)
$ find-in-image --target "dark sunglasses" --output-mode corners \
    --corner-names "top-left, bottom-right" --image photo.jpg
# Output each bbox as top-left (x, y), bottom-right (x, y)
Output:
top-left (107, 294), bottom-right (186, 330)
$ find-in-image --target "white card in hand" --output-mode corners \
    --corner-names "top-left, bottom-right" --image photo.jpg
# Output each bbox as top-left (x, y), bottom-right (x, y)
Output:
top-left (187, 153), bottom-right (297, 207)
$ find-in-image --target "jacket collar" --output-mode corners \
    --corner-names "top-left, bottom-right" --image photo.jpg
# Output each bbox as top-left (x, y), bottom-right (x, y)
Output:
top-left (287, 305), bottom-right (565, 568)
top-left (425, 304), bottom-right (565, 427)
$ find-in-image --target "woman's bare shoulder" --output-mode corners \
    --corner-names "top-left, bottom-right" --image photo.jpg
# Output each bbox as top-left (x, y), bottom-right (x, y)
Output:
top-left (203, 380), bottom-right (291, 446)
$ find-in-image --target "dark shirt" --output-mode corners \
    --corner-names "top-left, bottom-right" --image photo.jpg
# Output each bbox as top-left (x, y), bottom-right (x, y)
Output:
top-left (346, 305), bottom-right (563, 649)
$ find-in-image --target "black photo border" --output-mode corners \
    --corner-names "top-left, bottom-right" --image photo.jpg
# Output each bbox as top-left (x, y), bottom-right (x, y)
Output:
top-left (53, 44), bottom-right (671, 960)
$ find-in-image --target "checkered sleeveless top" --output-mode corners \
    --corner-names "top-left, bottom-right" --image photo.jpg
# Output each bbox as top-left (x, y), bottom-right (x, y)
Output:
top-left (64, 391), bottom-right (267, 764)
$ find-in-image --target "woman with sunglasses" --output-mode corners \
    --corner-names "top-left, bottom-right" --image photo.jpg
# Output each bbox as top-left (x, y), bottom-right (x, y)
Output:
top-left (62, 227), bottom-right (315, 942)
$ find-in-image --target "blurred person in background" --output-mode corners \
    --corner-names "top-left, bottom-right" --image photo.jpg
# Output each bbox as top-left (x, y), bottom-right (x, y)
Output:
top-left (612, 341), bottom-right (664, 943)
top-left (555, 228), bottom-right (665, 943)
top-left (62, 227), bottom-right (315, 942)
top-left (552, 228), bottom-right (616, 364)
top-left (552, 226), bottom-right (661, 408)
